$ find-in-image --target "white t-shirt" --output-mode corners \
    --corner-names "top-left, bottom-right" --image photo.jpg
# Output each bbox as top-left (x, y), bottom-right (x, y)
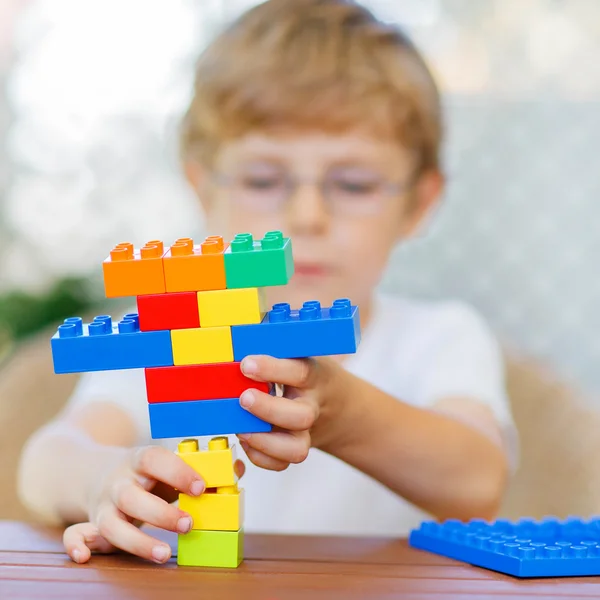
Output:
top-left (67, 293), bottom-right (517, 537)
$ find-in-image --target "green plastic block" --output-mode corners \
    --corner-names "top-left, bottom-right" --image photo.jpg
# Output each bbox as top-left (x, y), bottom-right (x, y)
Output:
top-left (224, 231), bottom-right (294, 289)
top-left (177, 529), bottom-right (244, 568)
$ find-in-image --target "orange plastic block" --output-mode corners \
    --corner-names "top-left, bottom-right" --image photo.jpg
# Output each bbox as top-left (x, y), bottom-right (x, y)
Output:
top-left (163, 236), bottom-right (228, 293)
top-left (102, 241), bottom-right (167, 298)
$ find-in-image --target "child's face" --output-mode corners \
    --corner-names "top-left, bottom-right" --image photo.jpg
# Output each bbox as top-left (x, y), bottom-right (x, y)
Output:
top-left (188, 132), bottom-right (441, 312)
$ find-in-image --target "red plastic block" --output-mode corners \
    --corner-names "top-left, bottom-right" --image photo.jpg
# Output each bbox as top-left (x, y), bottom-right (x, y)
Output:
top-left (145, 362), bottom-right (269, 404)
top-left (137, 292), bottom-right (200, 332)
top-left (103, 241), bottom-right (167, 298)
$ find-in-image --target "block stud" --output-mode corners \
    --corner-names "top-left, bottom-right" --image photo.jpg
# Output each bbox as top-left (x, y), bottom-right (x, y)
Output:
top-left (109, 242), bottom-right (134, 261)
top-left (261, 230), bottom-right (284, 249)
top-left (140, 241), bottom-right (164, 259)
top-left (57, 323), bottom-right (79, 338)
top-left (269, 307), bottom-right (290, 323)
top-left (230, 233), bottom-right (254, 252)
top-left (209, 436), bottom-right (229, 451)
top-left (88, 322), bottom-right (108, 336)
top-left (331, 298), bottom-right (352, 318)
top-left (303, 300), bottom-right (321, 311)
top-left (94, 315), bottom-right (112, 330)
top-left (178, 439), bottom-right (199, 453)
top-left (118, 319), bottom-right (138, 334)
top-left (63, 317), bottom-right (84, 336)
top-left (201, 236), bottom-right (225, 254)
top-left (272, 302), bottom-right (291, 315)
top-left (147, 240), bottom-right (164, 251)
top-left (171, 238), bottom-right (194, 256)
top-left (123, 313), bottom-right (140, 328)
top-left (299, 306), bottom-right (319, 321)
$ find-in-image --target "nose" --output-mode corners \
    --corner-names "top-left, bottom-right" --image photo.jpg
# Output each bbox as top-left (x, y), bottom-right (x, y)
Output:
top-left (284, 180), bottom-right (330, 236)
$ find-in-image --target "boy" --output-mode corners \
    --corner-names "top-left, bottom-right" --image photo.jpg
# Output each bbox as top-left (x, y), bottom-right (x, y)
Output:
top-left (18, 0), bottom-right (516, 565)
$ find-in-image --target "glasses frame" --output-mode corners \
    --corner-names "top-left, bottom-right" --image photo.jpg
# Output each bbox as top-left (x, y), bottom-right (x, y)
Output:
top-left (211, 167), bottom-right (415, 216)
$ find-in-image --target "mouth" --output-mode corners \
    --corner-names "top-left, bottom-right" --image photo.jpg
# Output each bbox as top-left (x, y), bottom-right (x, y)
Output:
top-left (293, 262), bottom-right (333, 278)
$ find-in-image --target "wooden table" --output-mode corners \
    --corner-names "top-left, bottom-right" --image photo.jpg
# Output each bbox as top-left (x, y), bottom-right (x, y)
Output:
top-left (2, 521), bottom-right (600, 599)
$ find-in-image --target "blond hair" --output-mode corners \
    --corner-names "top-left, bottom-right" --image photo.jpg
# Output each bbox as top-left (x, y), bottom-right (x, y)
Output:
top-left (181, 0), bottom-right (442, 175)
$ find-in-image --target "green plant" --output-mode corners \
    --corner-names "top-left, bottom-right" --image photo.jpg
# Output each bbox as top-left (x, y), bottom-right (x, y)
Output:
top-left (0, 277), bottom-right (97, 342)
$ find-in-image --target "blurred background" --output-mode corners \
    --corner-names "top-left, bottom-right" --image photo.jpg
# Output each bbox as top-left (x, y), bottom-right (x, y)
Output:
top-left (0, 0), bottom-right (599, 519)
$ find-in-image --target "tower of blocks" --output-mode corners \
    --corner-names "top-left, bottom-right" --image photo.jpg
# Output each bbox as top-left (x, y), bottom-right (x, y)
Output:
top-left (51, 231), bottom-right (361, 568)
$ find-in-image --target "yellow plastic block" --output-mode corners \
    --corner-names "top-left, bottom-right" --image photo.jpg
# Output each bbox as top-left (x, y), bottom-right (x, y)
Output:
top-left (177, 529), bottom-right (243, 568)
top-left (179, 486), bottom-right (244, 531)
top-left (177, 438), bottom-right (237, 488)
top-left (171, 326), bottom-right (233, 365)
top-left (197, 287), bottom-right (267, 328)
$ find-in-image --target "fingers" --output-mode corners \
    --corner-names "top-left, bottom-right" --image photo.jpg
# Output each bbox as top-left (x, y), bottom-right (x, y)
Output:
top-left (239, 440), bottom-right (290, 472)
top-left (239, 388), bottom-right (318, 431)
top-left (238, 429), bottom-right (310, 465)
top-left (241, 355), bottom-right (320, 388)
top-left (63, 522), bottom-right (116, 564)
top-left (111, 479), bottom-right (192, 534)
top-left (94, 505), bottom-right (173, 564)
top-left (131, 445), bottom-right (205, 496)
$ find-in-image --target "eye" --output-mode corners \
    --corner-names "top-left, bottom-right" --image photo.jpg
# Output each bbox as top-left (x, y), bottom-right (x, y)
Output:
top-left (239, 174), bottom-right (285, 191)
top-left (333, 179), bottom-right (381, 195)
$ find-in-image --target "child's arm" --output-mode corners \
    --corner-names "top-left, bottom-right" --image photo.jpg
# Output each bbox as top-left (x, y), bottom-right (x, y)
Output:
top-left (322, 373), bottom-right (509, 521)
top-left (237, 355), bottom-right (509, 521)
top-left (18, 400), bottom-right (208, 563)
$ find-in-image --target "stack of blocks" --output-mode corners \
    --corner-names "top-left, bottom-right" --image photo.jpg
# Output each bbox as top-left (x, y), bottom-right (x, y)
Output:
top-left (50, 231), bottom-right (361, 568)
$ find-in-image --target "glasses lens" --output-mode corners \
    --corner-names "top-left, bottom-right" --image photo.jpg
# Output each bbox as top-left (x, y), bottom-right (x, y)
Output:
top-left (325, 167), bottom-right (389, 214)
top-left (230, 163), bottom-right (288, 211)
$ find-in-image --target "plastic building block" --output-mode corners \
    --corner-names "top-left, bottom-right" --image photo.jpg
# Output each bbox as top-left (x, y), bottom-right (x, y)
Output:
top-left (197, 287), bottom-right (267, 328)
top-left (137, 291), bottom-right (200, 332)
top-left (51, 314), bottom-right (173, 374)
top-left (145, 363), bottom-right (269, 404)
top-left (231, 299), bottom-right (360, 361)
top-left (409, 517), bottom-right (600, 578)
top-left (171, 326), bottom-right (233, 366)
top-left (179, 486), bottom-right (244, 531)
top-left (163, 236), bottom-right (227, 293)
top-left (176, 438), bottom-right (237, 488)
top-left (224, 231), bottom-right (293, 289)
top-left (178, 529), bottom-right (244, 568)
top-left (102, 241), bottom-right (166, 298)
top-left (148, 398), bottom-right (271, 438)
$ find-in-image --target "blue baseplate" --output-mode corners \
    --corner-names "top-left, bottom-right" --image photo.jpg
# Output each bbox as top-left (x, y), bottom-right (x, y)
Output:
top-left (409, 517), bottom-right (600, 577)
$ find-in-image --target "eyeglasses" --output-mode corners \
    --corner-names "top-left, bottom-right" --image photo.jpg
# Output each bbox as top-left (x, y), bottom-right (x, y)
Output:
top-left (212, 165), bottom-right (411, 216)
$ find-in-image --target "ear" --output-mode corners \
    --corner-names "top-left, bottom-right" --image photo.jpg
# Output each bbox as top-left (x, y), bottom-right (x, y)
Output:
top-left (184, 159), bottom-right (211, 212)
top-left (399, 169), bottom-right (445, 239)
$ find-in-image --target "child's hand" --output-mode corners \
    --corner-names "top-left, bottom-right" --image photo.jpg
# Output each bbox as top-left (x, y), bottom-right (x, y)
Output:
top-left (63, 445), bottom-right (244, 564)
top-left (237, 355), bottom-right (345, 471)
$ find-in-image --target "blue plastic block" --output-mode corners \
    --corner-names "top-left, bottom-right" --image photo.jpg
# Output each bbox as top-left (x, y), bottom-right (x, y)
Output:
top-left (51, 314), bottom-right (173, 374)
top-left (409, 517), bottom-right (600, 578)
top-left (148, 398), bottom-right (271, 439)
top-left (231, 299), bottom-right (360, 360)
